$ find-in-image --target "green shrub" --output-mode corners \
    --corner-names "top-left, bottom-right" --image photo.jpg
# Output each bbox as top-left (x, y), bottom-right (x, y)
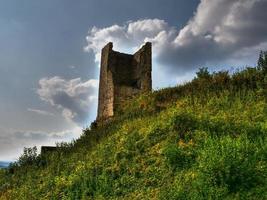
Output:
top-left (163, 143), bottom-right (196, 170)
top-left (197, 136), bottom-right (267, 195)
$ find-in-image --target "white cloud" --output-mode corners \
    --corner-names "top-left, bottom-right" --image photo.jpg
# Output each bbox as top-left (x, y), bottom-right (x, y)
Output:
top-left (84, 19), bottom-right (174, 62)
top-left (27, 108), bottom-right (54, 116)
top-left (37, 76), bottom-right (98, 125)
top-left (84, 0), bottom-right (267, 75)
top-left (173, 0), bottom-right (267, 50)
top-left (0, 126), bottom-right (82, 161)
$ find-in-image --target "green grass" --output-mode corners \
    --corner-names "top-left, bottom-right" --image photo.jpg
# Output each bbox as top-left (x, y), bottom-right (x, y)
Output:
top-left (0, 66), bottom-right (266, 200)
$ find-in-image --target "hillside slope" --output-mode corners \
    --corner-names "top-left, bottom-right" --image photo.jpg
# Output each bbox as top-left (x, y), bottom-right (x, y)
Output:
top-left (0, 66), bottom-right (267, 200)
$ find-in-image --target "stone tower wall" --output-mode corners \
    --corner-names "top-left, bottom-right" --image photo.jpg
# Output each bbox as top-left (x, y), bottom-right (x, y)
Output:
top-left (97, 43), bottom-right (114, 120)
top-left (97, 42), bottom-right (152, 121)
top-left (133, 42), bottom-right (152, 92)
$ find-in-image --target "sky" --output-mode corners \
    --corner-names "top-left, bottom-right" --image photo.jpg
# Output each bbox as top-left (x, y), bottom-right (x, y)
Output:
top-left (0, 0), bottom-right (267, 161)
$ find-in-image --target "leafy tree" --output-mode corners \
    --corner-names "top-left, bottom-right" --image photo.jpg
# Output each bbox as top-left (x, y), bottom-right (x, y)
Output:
top-left (258, 51), bottom-right (267, 74)
top-left (17, 146), bottom-right (39, 166)
top-left (196, 67), bottom-right (211, 79)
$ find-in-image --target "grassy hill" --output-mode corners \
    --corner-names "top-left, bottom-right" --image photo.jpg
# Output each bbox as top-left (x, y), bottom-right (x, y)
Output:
top-left (0, 64), bottom-right (266, 199)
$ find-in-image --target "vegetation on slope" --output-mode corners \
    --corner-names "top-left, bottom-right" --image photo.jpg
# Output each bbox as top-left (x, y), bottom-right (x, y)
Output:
top-left (0, 53), bottom-right (267, 200)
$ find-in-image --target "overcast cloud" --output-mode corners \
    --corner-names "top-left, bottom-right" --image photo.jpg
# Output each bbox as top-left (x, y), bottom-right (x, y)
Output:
top-left (85, 0), bottom-right (267, 73)
top-left (37, 77), bottom-right (98, 125)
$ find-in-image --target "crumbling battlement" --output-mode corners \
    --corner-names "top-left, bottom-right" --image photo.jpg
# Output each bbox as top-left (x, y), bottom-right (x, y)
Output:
top-left (97, 42), bottom-right (152, 121)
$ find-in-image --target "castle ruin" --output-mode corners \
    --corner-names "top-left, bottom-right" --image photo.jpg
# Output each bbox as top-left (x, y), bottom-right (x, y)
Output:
top-left (97, 42), bottom-right (152, 121)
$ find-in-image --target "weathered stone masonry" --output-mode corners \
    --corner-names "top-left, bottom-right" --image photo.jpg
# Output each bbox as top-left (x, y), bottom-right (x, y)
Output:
top-left (97, 42), bottom-right (152, 121)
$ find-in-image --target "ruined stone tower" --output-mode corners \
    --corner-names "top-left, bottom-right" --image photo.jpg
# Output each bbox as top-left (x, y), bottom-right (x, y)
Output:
top-left (97, 42), bottom-right (152, 121)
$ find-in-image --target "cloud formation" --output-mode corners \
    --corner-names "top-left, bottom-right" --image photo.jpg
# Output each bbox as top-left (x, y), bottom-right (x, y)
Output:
top-left (37, 77), bottom-right (98, 125)
top-left (0, 126), bottom-right (82, 161)
top-left (84, 18), bottom-right (171, 62)
top-left (27, 108), bottom-right (54, 116)
top-left (84, 0), bottom-right (267, 73)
